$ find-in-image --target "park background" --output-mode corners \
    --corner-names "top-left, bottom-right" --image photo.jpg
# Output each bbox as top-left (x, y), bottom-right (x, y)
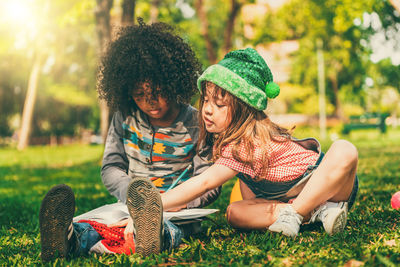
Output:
top-left (1, 0), bottom-right (400, 266)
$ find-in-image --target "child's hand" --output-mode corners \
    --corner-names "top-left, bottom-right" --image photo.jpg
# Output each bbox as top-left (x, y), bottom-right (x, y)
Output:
top-left (124, 217), bottom-right (135, 242)
top-left (107, 218), bottom-right (135, 242)
top-left (107, 218), bottom-right (129, 228)
top-left (166, 204), bottom-right (187, 212)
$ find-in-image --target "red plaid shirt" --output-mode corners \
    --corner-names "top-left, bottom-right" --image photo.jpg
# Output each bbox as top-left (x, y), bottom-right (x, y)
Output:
top-left (215, 138), bottom-right (319, 182)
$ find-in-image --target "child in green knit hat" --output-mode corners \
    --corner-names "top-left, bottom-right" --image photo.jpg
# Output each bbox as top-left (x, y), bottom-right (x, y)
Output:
top-left (129, 48), bottom-right (359, 237)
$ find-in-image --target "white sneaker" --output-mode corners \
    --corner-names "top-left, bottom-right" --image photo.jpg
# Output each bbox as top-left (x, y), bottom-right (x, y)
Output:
top-left (309, 201), bottom-right (348, 235)
top-left (269, 205), bottom-right (303, 237)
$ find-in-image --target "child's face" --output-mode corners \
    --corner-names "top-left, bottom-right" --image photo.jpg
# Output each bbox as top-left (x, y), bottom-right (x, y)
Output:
top-left (133, 82), bottom-right (174, 121)
top-left (201, 83), bottom-right (232, 133)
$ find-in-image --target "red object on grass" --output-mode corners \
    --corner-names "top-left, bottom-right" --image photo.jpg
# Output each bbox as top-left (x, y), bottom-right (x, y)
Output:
top-left (391, 191), bottom-right (400, 209)
top-left (78, 220), bottom-right (135, 254)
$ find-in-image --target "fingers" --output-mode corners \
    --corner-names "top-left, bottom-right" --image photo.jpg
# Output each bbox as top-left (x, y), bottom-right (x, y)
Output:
top-left (166, 203), bottom-right (187, 212)
top-left (107, 218), bottom-right (129, 228)
top-left (124, 217), bottom-right (135, 242)
top-left (167, 207), bottom-right (183, 212)
top-left (107, 218), bottom-right (135, 242)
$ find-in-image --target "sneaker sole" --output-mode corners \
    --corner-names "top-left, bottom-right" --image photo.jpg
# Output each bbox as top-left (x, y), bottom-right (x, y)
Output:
top-left (269, 224), bottom-right (298, 237)
top-left (39, 184), bottom-right (75, 262)
top-left (127, 177), bottom-right (163, 257)
top-left (324, 204), bottom-right (348, 235)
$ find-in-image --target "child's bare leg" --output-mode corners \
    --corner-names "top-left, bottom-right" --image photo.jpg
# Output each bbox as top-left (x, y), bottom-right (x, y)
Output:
top-left (292, 139), bottom-right (358, 217)
top-left (230, 140), bottom-right (357, 235)
top-left (269, 140), bottom-right (358, 236)
top-left (226, 199), bottom-right (286, 230)
top-left (239, 180), bottom-right (256, 200)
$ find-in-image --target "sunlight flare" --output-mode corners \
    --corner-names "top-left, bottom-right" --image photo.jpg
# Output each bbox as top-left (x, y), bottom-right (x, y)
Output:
top-left (1, 0), bottom-right (37, 30)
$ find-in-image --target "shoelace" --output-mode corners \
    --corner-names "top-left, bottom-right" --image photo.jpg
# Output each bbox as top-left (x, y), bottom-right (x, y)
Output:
top-left (67, 222), bottom-right (74, 240)
top-left (316, 205), bottom-right (329, 221)
top-left (310, 203), bottom-right (328, 223)
top-left (278, 207), bottom-right (302, 225)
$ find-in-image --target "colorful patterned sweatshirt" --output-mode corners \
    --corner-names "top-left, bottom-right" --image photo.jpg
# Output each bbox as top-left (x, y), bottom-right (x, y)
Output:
top-left (101, 105), bottom-right (220, 208)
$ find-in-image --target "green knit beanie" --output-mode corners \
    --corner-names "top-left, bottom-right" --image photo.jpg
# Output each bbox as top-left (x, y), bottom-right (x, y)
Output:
top-left (197, 48), bottom-right (280, 110)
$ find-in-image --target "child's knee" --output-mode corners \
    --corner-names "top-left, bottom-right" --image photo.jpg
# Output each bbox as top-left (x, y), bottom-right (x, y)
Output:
top-left (331, 140), bottom-right (358, 167)
top-left (226, 203), bottom-right (241, 226)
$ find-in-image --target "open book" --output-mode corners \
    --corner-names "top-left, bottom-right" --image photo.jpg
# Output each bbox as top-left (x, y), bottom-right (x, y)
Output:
top-left (73, 202), bottom-right (219, 225)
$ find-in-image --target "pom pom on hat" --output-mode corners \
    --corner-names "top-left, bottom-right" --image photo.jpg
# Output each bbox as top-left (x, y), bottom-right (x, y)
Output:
top-left (265, 82), bottom-right (280, 99)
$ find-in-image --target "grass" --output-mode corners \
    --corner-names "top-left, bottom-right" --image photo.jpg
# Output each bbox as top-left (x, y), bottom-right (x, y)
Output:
top-left (1, 128), bottom-right (400, 266)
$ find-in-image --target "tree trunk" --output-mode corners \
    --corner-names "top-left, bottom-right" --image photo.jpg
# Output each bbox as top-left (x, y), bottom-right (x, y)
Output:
top-left (17, 55), bottom-right (43, 150)
top-left (223, 0), bottom-right (242, 55)
top-left (95, 0), bottom-right (113, 143)
top-left (150, 0), bottom-right (160, 23)
top-left (121, 0), bottom-right (136, 26)
top-left (195, 0), bottom-right (217, 64)
top-left (329, 75), bottom-right (344, 120)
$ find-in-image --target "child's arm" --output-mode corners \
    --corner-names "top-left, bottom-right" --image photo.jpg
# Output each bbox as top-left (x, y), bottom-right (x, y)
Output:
top-left (186, 145), bottom-right (221, 208)
top-left (161, 164), bottom-right (238, 211)
top-left (101, 112), bottom-right (131, 203)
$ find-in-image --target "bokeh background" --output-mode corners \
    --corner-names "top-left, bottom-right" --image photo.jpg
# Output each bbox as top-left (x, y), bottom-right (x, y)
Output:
top-left (0, 0), bottom-right (399, 149)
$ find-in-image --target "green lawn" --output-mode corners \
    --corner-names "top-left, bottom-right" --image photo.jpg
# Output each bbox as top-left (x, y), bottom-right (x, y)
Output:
top-left (1, 128), bottom-right (400, 266)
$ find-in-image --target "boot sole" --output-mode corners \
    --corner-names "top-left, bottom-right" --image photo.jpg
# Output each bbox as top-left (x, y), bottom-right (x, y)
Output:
top-left (127, 177), bottom-right (163, 257)
top-left (39, 184), bottom-right (75, 262)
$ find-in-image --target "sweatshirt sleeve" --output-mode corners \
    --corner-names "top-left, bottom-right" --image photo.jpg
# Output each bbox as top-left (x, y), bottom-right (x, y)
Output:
top-left (101, 112), bottom-right (131, 203)
top-left (186, 144), bottom-right (221, 208)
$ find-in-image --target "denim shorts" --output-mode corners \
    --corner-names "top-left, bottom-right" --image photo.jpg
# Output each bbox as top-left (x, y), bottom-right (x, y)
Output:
top-left (239, 152), bottom-right (359, 209)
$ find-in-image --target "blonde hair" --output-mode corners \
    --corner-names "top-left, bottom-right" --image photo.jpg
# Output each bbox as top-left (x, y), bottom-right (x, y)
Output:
top-left (198, 81), bottom-right (292, 179)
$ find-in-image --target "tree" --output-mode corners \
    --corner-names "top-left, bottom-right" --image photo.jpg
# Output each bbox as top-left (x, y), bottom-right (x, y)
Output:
top-left (4, 0), bottom-right (100, 146)
top-left (122, 0), bottom-right (136, 25)
top-left (253, 0), bottom-right (379, 118)
top-left (96, 0), bottom-right (138, 143)
top-left (253, 0), bottom-right (400, 117)
top-left (222, 0), bottom-right (242, 55)
top-left (95, 0), bottom-right (113, 143)
top-left (16, 0), bottom-right (68, 149)
top-left (17, 54), bottom-right (44, 150)
top-left (150, 0), bottom-right (160, 22)
top-left (365, 1), bottom-right (400, 92)
top-left (14, 0), bottom-right (50, 150)
top-left (0, 53), bottom-right (29, 137)
top-left (194, 0), bottom-right (217, 63)
top-left (193, 0), bottom-right (243, 64)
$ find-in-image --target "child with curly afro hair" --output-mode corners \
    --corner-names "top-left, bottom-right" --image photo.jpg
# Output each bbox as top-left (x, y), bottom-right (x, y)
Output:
top-left (38, 19), bottom-right (220, 262)
top-left (97, 18), bottom-right (201, 117)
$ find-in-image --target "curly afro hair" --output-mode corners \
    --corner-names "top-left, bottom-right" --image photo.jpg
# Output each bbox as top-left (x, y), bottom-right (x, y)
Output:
top-left (97, 19), bottom-right (202, 116)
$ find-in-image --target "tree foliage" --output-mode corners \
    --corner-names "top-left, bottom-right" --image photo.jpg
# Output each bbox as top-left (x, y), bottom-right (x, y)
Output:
top-left (1, 0), bottom-right (399, 141)
top-left (0, 0), bottom-right (99, 139)
top-left (253, 0), bottom-right (400, 117)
